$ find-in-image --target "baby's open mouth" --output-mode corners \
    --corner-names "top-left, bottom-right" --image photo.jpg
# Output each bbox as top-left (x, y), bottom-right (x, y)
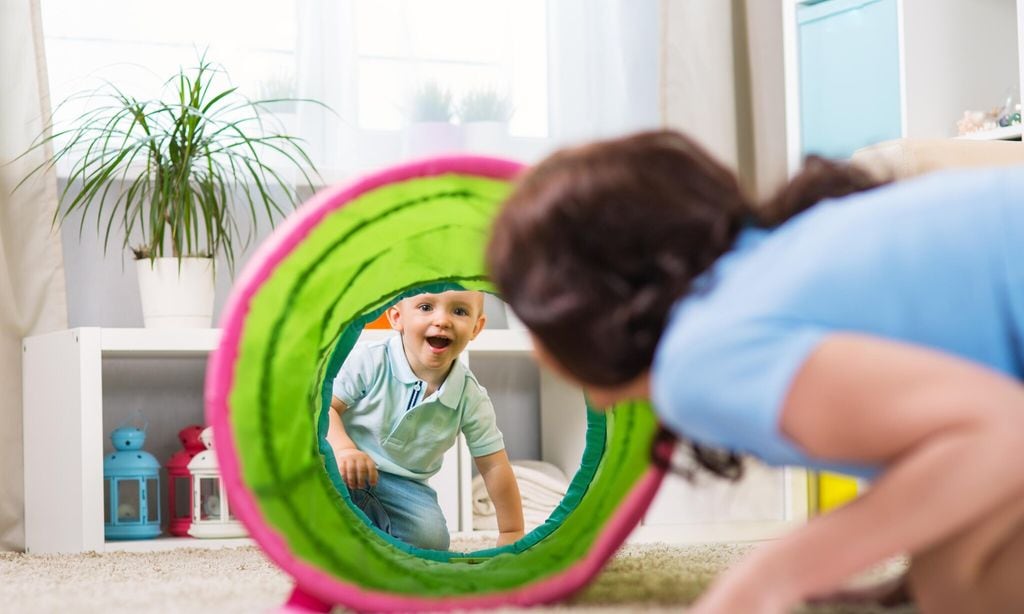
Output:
top-left (427, 336), bottom-right (452, 349)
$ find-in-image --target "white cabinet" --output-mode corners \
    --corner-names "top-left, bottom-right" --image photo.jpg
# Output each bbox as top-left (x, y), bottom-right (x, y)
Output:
top-left (22, 328), bottom-right (230, 553)
top-left (781, 0), bottom-right (1024, 172)
top-left (23, 327), bottom-right (807, 554)
top-left (632, 460), bottom-right (808, 544)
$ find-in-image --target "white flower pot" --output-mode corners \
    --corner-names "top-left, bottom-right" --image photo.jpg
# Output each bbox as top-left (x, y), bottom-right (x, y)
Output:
top-left (135, 257), bottom-right (215, 328)
top-left (463, 121), bottom-right (510, 156)
top-left (403, 121), bottom-right (463, 158)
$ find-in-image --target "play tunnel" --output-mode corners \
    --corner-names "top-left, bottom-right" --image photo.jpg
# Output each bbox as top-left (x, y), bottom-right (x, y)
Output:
top-left (204, 156), bottom-right (671, 611)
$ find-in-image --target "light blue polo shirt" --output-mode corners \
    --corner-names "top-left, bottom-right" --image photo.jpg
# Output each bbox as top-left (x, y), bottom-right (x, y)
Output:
top-left (332, 334), bottom-right (505, 481)
top-left (652, 166), bottom-right (1024, 478)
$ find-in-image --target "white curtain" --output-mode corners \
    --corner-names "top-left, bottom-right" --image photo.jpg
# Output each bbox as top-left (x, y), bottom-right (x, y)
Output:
top-left (546, 0), bottom-right (661, 145)
top-left (294, 0), bottom-right (661, 178)
top-left (0, 0), bottom-right (69, 552)
top-left (661, 0), bottom-right (744, 172)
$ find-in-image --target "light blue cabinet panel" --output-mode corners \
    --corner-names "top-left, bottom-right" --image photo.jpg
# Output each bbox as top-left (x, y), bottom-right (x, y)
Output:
top-left (798, 0), bottom-right (902, 159)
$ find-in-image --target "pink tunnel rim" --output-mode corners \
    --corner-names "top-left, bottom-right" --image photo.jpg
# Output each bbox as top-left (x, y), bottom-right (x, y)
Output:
top-left (205, 154), bottom-right (667, 610)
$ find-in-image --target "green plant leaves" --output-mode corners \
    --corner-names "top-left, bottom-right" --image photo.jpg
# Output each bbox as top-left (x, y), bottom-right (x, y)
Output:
top-left (457, 88), bottom-right (514, 123)
top-left (18, 53), bottom-right (329, 274)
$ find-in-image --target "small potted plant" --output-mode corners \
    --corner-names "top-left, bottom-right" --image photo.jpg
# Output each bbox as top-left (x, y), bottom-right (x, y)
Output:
top-left (457, 87), bottom-right (514, 155)
top-left (403, 81), bottom-right (461, 158)
top-left (18, 55), bottom-right (324, 328)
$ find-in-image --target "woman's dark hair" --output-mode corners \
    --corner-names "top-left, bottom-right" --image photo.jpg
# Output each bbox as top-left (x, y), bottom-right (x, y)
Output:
top-left (486, 129), bottom-right (881, 478)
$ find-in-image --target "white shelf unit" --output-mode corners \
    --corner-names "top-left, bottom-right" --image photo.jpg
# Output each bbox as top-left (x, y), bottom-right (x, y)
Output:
top-left (23, 327), bottom-right (807, 554)
top-left (20, 327), bottom-right (573, 553)
top-left (23, 328), bottom-right (222, 554)
top-left (956, 124), bottom-right (1023, 141)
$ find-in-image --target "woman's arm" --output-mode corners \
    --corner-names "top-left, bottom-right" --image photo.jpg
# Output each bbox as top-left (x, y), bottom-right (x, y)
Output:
top-left (474, 449), bottom-right (525, 546)
top-left (327, 396), bottom-right (379, 489)
top-left (692, 333), bottom-right (1024, 614)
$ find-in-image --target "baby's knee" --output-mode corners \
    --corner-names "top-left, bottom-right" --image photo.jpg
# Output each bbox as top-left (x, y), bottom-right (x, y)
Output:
top-left (404, 514), bottom-right (450, 551)
top-left (420, 525), bottom-right (451, 551)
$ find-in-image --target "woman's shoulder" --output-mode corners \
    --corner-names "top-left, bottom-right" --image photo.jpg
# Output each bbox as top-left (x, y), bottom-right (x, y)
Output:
top-left (652, 313), bottom-right (828, 458)
top-left (831, 164), bottom-right (1023, 214)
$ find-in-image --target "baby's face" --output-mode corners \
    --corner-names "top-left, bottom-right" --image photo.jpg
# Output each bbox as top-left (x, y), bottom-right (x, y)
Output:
top-left (388, 291), bottom-right (486, 374)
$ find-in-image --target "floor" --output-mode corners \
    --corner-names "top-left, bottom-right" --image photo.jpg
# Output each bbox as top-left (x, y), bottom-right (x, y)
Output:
top-left (0, 538), bottom-right (913, 613)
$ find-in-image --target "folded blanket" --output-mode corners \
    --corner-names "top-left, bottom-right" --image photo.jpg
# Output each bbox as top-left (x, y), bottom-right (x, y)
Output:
top-left (473, 508), bottom-right (554, 531)
top-left (472, 460), bottom-right (570, 530)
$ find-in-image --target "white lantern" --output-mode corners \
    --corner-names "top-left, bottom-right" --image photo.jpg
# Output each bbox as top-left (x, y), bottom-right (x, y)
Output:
top-left (187, 426), bottom-right (247, 538)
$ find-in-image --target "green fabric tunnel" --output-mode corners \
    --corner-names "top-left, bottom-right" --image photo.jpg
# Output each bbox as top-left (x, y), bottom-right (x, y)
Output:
top-left (206, 156), bottom-right (667, 611)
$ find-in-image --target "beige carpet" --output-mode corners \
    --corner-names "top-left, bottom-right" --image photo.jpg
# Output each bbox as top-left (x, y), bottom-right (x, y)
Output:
top-left (0, 539), bottom-right (912, 613)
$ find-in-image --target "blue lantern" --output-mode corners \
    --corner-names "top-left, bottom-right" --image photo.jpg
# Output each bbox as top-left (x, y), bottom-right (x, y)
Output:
top-left (103, 419), bottom-right (161, 540)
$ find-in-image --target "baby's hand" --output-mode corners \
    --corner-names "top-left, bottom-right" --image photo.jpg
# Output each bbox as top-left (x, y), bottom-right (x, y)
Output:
top-left (333, 447), bottom-right (379, 489)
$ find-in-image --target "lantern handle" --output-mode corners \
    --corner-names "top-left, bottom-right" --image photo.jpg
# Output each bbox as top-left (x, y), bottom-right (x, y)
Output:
top-left (119, 408), bottom-right (149, 433)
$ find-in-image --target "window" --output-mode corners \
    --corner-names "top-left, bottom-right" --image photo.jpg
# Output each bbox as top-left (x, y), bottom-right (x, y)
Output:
top-left (352, 0), bottom-right (547, 137)
top-left (41, 0), bottom-right (658, 180)
top-left (42, 0), bottom-right (298, 124)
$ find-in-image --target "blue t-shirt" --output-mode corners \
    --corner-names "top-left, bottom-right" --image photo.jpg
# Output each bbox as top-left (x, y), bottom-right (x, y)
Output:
top-left (333, 334), bottom-right (505, 481)
top-left (652, 166), bottom-right (1024, 477)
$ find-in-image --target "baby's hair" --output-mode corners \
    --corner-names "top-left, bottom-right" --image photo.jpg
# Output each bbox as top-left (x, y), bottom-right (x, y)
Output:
top-left (487, 130), bottom-right (880, 479)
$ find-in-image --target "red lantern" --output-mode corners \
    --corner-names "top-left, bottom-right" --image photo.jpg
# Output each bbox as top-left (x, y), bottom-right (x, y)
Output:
top-left (165, 425), bottom-right (205, 537)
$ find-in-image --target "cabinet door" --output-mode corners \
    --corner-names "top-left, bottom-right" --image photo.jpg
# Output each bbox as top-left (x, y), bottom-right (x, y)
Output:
top-left (798, 0), bottom-right (903, 159)
top-left (633, 456), bottom-right (808, 543)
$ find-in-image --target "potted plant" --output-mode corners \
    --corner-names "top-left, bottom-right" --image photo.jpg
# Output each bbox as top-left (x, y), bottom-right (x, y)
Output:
top-left (403, 81), bottom-right (461, 158)
top-left (18, 56), bottom-right (323, 328)
top-left (457, 88), bottom-right (514, 155)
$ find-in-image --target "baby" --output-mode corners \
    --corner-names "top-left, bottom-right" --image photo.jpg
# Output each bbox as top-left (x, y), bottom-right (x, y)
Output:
top-left (327, 290), bottom-right (524, 550)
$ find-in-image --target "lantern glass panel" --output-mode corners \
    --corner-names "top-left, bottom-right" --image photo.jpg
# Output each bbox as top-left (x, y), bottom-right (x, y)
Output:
top-left (199, 477), bottom-right (220, 520)
top-left (117, 479), bottom-right (141, 523)
top-left (104, 479), bottom-right (111, 523)
top-left (173, 477), bottom-right (190, 519)
top-left (146, 478), bottom-right (159, 523)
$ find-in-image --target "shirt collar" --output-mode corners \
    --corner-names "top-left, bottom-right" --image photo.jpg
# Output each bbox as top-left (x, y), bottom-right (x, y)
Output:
top-left (387, 334), bottom-right (418, 383)
top-left (437, 359), bottom-right (468, 409)
top-left (386, 334), bottom-right (466, 409)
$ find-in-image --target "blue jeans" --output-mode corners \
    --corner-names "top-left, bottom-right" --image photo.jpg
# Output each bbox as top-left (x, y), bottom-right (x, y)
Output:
top-left (349, 471), bottom-right (450, 551)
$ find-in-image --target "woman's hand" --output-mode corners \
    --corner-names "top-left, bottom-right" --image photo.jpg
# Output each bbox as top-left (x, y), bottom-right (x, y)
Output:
top-left (687, 551), bottom-right (797, 614)
top-left (333, 447), bottom-right (379, 489)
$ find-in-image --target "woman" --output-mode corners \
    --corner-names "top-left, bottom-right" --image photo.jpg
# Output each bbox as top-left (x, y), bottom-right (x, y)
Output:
top-left (487, 129), bottom-right (1024, 613)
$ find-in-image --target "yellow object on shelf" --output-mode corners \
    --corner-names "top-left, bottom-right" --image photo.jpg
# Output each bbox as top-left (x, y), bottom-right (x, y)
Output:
top-left (814, 472), bottom-right (860, 513)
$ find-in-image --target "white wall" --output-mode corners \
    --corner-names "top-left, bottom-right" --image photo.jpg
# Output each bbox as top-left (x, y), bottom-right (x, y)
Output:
top-left (743, 0), bottom-right (789, 198)
top-left (661, 0), bottom-right (742, 170)
top-left (662, 0), bottom-right (795, 200)
top-left (903, 0), bottom-right (1021, 138)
